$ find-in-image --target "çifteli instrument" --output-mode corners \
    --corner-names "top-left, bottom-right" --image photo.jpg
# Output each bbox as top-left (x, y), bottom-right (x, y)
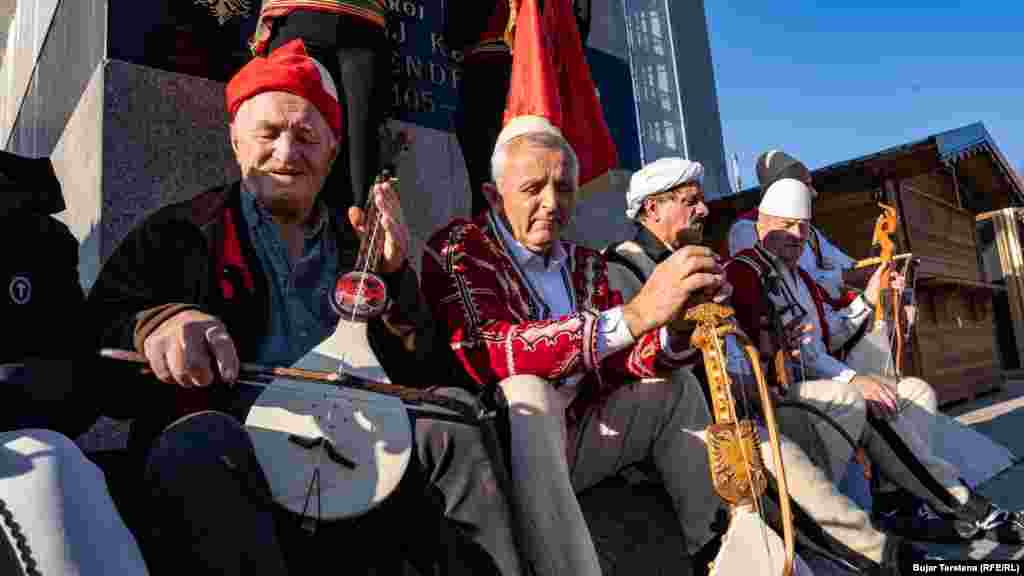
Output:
top-left (100, 319), bottom-right (474, 527)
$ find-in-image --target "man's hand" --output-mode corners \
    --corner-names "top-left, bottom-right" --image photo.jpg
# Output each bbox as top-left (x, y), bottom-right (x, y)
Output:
top-left (863, 262), bottom-right (889, 306)
top-left (863, 263), bottom-right (907, 307)
top-left (782, 320), bottom-right (815, 359)
top-left (852, 374), bottom-right (898, 419)
top-left (622, 245), bottom-right (725, 337)
top-left (348, 178), bottom-right (410, 274)
top-left (142, 309), bottom-right (239, 388)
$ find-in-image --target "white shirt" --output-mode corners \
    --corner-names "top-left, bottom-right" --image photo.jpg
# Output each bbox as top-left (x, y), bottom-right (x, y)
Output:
top-left (728, 218), bottom-right (855, 300)
top-left (725, 247), bottom-right (870, 385)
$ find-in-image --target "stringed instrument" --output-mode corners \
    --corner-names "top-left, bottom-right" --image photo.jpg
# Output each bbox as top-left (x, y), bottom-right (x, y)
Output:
top-left (684, 303), bottom-right (798, 576)
top-left (105, 346), bottom-right (474, 528)
top-left (846, 203), bottom-right (917, 378)
top-left (241, 164), bottom-right (439, 529)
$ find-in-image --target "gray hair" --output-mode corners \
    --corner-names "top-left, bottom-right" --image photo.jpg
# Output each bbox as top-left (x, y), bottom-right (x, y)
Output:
top-left (490, 132), bottom-right (580, 187)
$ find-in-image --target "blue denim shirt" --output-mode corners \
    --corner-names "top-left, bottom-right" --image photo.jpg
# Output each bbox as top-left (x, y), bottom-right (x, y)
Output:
top-left (240, 190), bottom-right (340, 366)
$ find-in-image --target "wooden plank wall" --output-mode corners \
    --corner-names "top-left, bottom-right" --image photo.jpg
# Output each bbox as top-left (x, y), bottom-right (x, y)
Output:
top-left (811, 169), bottom-right (1001, 405)
top-left (913, 283), bottom-right (1000, 404)
top-left (898, 180), bottom-right (980, 283)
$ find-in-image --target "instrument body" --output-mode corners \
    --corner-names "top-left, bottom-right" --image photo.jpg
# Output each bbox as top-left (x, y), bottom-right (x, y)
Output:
top-left (244, 318), bottom-right (412, 523)
top-left (684, 303), bottom-right (795, 576)
top-left (241, 318), bottom-right (474, 524)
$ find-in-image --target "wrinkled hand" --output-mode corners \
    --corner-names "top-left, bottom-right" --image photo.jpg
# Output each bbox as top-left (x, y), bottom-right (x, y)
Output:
top-left (622, 246), bottom-right (725, 337)
top-left (142, 309), bottom-right (239, 388)
top-left (890, 271), bottom-right (906, 292)
top-left (852, 374), bottom-right (898, 419)
top-left (864, 262), bottom-right (889, 306)
top-left (783, 320), bottom-right (815, 359)
top-left (348, 178), bottom-right (410, 274)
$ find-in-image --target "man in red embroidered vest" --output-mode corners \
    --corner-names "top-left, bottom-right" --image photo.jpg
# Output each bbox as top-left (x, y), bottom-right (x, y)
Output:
top-left (88, 40), bottom-right (524, 576)
top-left (421, 117), bottom-right (735, 575)
top-left (725, 178), bottom-right (1024, 548)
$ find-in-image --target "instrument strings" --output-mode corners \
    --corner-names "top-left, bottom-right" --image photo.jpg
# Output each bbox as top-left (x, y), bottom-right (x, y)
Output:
top-left (709, 325), bottom-right (775, 565)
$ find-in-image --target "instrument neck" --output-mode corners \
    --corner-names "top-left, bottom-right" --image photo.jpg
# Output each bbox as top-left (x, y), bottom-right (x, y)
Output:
top-left (354, 192), bottom-right (385, 274)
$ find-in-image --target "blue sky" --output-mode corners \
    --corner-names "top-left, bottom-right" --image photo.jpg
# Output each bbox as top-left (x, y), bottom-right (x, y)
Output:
top-left (704, 1), bottom-right (1023, 191)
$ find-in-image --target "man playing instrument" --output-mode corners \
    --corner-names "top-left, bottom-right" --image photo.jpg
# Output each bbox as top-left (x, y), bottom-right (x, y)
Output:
top-left (87, 39), bottom-right (523, 576)
top-left (724, 178), bottom-right (1024, 549)
top-left (604, 157), bottom-right (941, 574)
top-left (420, 123), bottom-right (929, 574)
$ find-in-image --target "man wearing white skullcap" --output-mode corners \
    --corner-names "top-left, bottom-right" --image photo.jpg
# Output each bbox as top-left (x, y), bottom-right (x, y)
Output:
top-left (607, 166), bottom-right (950, 571)
top-left (725, 178), bottom-right (1024, 550)
top-left (728, 150), bottom-right (861, 305)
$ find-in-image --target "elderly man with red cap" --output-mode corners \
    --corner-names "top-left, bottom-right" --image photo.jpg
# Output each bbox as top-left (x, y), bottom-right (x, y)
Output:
top-left (87, 40), bottom-right (523, 576)
top-left (250, 0), bottom-right (393, 210)
top-left (725, 178), bottom-right (1024, 552)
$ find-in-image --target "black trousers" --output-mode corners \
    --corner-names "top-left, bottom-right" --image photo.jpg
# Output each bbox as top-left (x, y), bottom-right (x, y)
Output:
top-left (140, 408), bottom-right (522, 576)
top-left (455, 55), bottom-right (512, 217)
top-left (267, 11), bottom-right (393, 210)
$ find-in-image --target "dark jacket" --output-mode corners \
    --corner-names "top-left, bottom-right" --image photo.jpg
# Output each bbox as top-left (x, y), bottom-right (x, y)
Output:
top-left (0, 152), bottom-right (96, 437)
top-left (87, 182), bottom-right (435, 448)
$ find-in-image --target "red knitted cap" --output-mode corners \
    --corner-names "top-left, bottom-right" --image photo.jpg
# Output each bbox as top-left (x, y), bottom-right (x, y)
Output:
top-left (226, 39), bottom-right (343, 139)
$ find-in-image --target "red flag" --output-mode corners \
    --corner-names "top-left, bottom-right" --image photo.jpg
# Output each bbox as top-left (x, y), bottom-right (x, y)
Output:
top-left (503, 0), bottom-right (618, 185)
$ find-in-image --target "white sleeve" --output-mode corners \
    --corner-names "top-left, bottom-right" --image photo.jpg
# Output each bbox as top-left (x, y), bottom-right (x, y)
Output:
top-left (825, 294), bottom-right (874, 352)
top-left (810, 341), bottom-right (859, 384)
top-left (728, 220), bottom-right (758, 257)
top-left (595, 306), bottom-right (636, 360)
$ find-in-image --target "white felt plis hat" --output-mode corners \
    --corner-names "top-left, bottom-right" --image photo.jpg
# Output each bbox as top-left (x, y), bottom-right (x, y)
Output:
top-left (759, 178), bottom-right (813, 220)
top-left (495, 115), bottom-right (565, 151)
top-left (626, 157), bottom-right (704, 220)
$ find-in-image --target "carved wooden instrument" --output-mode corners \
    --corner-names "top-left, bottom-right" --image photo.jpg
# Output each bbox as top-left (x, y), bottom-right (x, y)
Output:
top-left (867, 202), bottom-right (915, 376)
top-left (685, 303), bottom-right (795, 576)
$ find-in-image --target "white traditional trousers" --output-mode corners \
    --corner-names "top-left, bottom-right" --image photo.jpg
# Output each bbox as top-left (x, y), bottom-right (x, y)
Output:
top-left (499, 370), bottom-right (893, 575)
top-left (0, 429), bottom-right (149, 575)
